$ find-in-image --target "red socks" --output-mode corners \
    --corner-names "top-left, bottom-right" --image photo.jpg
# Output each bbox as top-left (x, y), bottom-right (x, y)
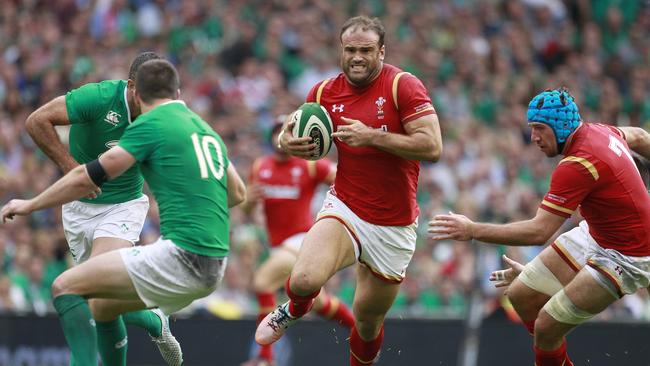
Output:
top-left (256, 292), bottom-right (276, 361)
top-left (286, 278), bottom-right (319, 317)
top-left (534, 341), bottom-right (574, 366)
top-left (350, 325), bottom-right (383, 366)
top-left (314, 294), bottom-right (355, 328)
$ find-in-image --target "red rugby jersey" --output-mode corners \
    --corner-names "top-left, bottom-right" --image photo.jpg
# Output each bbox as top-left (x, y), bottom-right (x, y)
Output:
top-left (306, 64), bottom-right (436, 226)
top-left (251, 156), bottom-right (333, 247)
top-left (541, 123), bottom-right (650, 256)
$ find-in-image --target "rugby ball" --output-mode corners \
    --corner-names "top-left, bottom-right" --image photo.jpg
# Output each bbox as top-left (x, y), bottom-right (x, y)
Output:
top-left (291, 102), bottom-right (333, 160)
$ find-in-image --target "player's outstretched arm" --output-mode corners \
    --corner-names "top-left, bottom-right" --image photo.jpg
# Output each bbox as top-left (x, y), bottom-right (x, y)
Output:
top-left (620, 126), bottom-right (650, 161)
top-left (227, 163), bottom-right (247, 208)
top-left (1, 145), bottom-right (137, 223)
top-left (428, 208), bottom-right (566, 246)
top-left (25, 95), bottom-right (79, 173)
top-left (332, 114), bottom-right (442, 161)
top-left (1, 165), bottom-right (100, 222)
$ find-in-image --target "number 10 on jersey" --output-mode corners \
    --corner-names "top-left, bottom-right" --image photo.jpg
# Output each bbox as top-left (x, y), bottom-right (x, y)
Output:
top-left (191, 133), bottom-right (225, 179)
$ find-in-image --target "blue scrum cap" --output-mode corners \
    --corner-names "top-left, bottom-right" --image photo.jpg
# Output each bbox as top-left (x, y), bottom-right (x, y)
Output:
top-left (527, 89), bottom-right (581, 144)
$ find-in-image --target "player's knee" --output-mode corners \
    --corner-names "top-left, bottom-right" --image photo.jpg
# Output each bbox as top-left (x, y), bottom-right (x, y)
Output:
top-left (507, 280), bottom-right (539, 315)
top-left (505, 280), bottom-right (526, 305)
top-left (51, 274), bottom-right (73, 298)
top-left (289, 271), bottom-right (323, 295)
top-left (533, 317), bottom-right (555, 347)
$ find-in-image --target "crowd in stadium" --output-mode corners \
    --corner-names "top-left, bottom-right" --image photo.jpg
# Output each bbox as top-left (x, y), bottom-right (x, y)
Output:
top-left (1, 0), bottom-right (650, 323)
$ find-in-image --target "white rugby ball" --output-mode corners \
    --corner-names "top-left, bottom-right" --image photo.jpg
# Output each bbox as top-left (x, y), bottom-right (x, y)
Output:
top-left (291, 102), bottom-right (333, 160)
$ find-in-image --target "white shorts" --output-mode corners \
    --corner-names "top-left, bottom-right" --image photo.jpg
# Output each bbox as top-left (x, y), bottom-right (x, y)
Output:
top-left (272, 232), bottom-right (306, 254)
top-left (551, 221), bottom-right (599, 273)
top-left (62, 195), bottom-right (149, 264)
top-left (555, 221), bottom-right (650, 298)
top-left (120, 237), bottom-right (228, 314)
top-left (316, 192), bottom-right (417, 283)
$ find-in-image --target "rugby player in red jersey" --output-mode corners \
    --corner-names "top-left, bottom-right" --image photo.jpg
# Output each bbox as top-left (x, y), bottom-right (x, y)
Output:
top-left (430, 88), bottom-right (650, 366)
top-left (255, 16), bottom-right (442, 366)
top-left (242, 120), bottom-right (353, 366)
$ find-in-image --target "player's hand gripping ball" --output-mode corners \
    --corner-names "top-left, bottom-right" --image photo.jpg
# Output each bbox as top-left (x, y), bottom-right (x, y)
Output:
top-left (291, 102), bottom-right (333, 160)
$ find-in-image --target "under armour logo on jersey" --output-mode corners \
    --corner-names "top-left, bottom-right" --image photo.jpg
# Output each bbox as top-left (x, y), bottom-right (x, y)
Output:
top-left (104, 111), bottom-right (121, 126)
top-left (331, 104), bottom-right (344, 113)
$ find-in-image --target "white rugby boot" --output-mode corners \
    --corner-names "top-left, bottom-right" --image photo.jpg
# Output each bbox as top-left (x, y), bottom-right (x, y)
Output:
top-left (255, 302), bottom-right (299, 345)
top-left (150, 308), bottom-right (184, 366)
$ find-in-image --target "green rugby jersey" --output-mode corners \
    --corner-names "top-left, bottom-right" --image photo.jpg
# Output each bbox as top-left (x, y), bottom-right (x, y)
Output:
top-left (118, 101), bottom-right (230, 257)
top-left (66, 80), bottom-right (144, 204)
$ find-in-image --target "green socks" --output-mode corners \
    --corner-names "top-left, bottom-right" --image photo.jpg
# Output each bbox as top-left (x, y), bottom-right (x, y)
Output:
top-left (122, 309), bottom-right (163, 337)
top-left (53, 294), bottom-right (97, 366)
top-left (54, 296), bottom-right (163, 365)
top-left (96, 317), bottom-right (128, 366)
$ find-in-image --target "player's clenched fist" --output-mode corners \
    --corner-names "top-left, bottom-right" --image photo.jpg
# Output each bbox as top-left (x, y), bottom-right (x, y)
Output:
top-left (1, 199), bottom-right (33, 223)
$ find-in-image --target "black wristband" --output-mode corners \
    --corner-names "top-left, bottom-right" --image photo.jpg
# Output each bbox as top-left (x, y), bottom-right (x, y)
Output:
top-left (85, 159), bottom-right (108, 187)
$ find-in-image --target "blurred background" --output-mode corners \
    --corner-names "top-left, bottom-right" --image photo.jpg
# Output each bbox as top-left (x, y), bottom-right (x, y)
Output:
top-left (1, 0), bottom-right (650, 365)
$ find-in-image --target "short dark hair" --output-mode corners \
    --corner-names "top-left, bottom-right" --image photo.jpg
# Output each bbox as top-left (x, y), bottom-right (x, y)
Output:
top-left (340, 16), bottom-right (385, 47)
top-left (135, 59), bottom-right (179, 104)
top-left (128, 52), bottom-right (162, 81)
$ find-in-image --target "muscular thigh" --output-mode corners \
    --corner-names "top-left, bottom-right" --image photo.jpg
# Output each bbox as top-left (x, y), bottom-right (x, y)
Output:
top-left (54, 250), bottom-right (140, 300)
top-left (508, 245), bottom-right (580, 321)
top-left (292, 218), bottom-right (357, 285)
top-left (562, 269), bottom-right (617, 314)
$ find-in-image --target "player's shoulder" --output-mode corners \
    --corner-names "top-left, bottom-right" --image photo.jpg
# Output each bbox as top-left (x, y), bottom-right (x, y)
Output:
top-left (75, 79), bottom-right (125, 93)
top-left (573, 123), bottom-right (623, 153)
top-left (381, 63), bottom-right (402, 78)
top-left (382, 63), bottom-right (420, 82)
top-left (67, 79), bottom-right (126, 101)
top-left (589, 122), bottom-right (624, 137)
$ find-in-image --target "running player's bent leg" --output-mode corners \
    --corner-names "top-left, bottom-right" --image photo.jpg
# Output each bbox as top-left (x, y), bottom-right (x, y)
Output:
top-left (90, 237), bottom-right (164, 336)
top-left (255, 219), bottom-right (356, 345)
top-left (288, 218), bottom-right (356, 316)
top-left (90, 237), bottom-right (182, 366)
top-left (534, 269), bottom-right (616, 366)
top-left (508, 246), bottom-right (578, 334)
top-left (349, 265), bottom-right (400, 366)
top-left (52, 250), bottom-right (145, 366)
